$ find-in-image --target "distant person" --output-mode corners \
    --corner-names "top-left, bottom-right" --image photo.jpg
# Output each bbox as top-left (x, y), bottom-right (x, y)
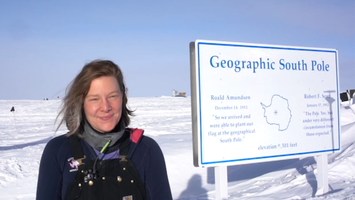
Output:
top-left (36, 59), bottom-right (172, 200)
top-left (10, 106), bottom-right (15, 112)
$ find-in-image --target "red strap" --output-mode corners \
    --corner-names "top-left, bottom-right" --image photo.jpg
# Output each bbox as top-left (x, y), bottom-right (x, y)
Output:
top-left (130, 128), bottom-right (144, 143)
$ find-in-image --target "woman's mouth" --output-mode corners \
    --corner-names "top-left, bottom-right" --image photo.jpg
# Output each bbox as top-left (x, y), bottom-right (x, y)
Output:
top-left (99, 114), bottom-right (114, 121)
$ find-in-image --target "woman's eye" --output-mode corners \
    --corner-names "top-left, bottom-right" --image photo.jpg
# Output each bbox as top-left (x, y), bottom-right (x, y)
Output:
top-left (109, 94), bottom-right (120, 99)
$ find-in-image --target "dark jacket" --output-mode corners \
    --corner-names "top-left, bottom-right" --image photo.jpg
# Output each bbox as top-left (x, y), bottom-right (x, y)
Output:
top-left (36, 131), bottom-right (173, 200)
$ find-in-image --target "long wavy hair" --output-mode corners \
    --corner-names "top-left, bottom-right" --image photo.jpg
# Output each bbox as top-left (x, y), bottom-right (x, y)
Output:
top-left (57, 59), bottom-right (133, 135)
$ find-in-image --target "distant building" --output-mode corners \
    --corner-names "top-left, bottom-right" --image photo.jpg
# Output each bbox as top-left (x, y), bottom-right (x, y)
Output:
top-left (172, 89), bottom-right (187, 97)
top-left (340, 89), bottom-right (355, 106)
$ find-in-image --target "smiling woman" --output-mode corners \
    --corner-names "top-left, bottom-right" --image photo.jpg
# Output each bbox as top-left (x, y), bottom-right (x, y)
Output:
top-left (36, 59), bottom-right (173, 200)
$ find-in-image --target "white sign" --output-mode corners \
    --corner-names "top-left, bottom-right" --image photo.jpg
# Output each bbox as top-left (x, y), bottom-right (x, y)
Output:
top-left (190, 40), bottom-right (340, 167)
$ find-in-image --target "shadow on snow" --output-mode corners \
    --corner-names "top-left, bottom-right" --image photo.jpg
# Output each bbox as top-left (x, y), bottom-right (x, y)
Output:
top-left (0, 136), bottom-right (52, 151)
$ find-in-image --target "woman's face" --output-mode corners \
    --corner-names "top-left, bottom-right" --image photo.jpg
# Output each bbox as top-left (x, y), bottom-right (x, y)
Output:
top-left (84, 76), bottom-right (123, 133)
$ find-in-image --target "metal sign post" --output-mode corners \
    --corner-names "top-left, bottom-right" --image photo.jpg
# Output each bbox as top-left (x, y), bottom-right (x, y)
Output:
top-left (316, 154), bottom-right (329, 196)
top-left (215, 166), bottom-right (228, 199)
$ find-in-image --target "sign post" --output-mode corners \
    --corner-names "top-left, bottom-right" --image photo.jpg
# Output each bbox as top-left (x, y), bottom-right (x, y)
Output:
top-left (215, 166), bottom-right (228, 199)
top-left (190, 40), bottom-right (340, 196)
top-left (316, 154), bottom-right (329, 195)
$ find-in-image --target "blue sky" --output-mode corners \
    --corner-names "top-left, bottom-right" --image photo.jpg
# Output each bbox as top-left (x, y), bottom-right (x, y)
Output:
top-left (0, 0), bottom-right (354, 99)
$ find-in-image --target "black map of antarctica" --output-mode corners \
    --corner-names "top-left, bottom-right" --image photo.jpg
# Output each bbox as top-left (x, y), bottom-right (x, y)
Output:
top-left (261, 94), bottom-right (292, 131)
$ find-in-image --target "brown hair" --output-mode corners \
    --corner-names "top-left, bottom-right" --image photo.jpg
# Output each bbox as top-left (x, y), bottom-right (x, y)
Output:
top-left (57, 59), bottom-right (133, 135)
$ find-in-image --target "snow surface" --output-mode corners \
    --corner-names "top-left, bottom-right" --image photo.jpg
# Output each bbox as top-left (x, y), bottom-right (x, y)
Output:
top-left (0, 97), bottom-right (355, 200)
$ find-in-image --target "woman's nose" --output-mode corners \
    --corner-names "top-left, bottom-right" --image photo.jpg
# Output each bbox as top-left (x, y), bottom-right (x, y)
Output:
top-left (101, 98), bottom-right (112, 111)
